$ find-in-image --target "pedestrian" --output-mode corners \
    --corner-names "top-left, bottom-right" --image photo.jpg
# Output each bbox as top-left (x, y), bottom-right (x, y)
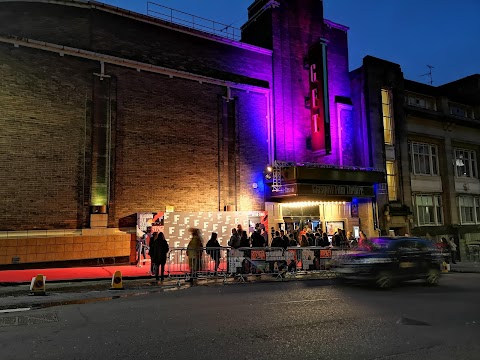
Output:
top-left (288, 233), bottom-right (297, 247)
top-left (300, 234), bottom-right (309, 247)
top-left (322, 232), bottom-right (330, 247)
top-left (150, 232), bottom-right (169, 281)
top-left (206, 232), bottom-right (221, 274)
top-left (449, 237), bottom-right (457, 264)
top-left (341, 229), bottom-right (350, 249)
top-left (314, 232), bottom-right (322, 246)
top-left (228, 228), bottom-right (241, 249)
top-left (187, 228), bottom-right (204, 281)
top-left (280, 230), bottom-right (289, 249)
top-left (333, 230), bottom-right (342, 247)
top-left (251, 228), bottom-right (266, 247)
top-left (441, 237), bottom-right (452, 263)
top-left (237, 224), bottom-right (244, 237)
top-left (271, 231), bottom-right (284, 248)
top-left (240, 230), bottom-right (250, 248)
top-left (358, 231), bottom-right (368, 248)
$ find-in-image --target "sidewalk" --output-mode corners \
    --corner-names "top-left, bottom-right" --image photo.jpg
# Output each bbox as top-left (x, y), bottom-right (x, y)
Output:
top-left (450, 261), bottom-right (480, 273)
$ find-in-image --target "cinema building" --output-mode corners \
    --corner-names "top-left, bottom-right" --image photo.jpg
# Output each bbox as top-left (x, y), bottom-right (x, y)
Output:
top-left (0, 0), bottom-right (386, 266)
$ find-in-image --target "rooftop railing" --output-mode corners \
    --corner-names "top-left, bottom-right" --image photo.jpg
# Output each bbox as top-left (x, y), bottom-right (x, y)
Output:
top-left (147, 2), bottom-right (241, 41)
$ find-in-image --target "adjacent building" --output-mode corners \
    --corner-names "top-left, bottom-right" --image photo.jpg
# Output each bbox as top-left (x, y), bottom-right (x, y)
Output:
top-left (354, 56), bottom-right (480, 258)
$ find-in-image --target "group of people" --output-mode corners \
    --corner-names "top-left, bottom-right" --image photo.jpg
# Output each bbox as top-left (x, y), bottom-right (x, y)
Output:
top-left (226, 224), bottom-right (367, 250)
top-left (137, 225), bottom-right (368, 280)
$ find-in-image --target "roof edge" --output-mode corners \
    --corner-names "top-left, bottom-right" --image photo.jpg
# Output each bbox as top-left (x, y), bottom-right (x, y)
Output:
top-left (0, 0), bottom-right (273, 56)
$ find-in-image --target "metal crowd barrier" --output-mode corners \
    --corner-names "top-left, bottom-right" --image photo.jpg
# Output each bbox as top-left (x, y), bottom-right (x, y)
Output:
top-left (155, 246), bottom-right (350, 284)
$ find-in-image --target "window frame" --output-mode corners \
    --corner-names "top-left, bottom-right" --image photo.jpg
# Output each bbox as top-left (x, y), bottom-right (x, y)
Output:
top-left (405, 92), bottom-right (436, 110)
top-left (381, 88), bottom-right (394, 145)
top-left (414, 194), bottom-right (443, 227)
top-left (386, 160), bottom-right (397, 201)
top-left (458, 196), bottom-right (480, 225)
top-left (454, 148), bottom-right (477, 179)
top-left (409, 142), bottom-right (439, 176)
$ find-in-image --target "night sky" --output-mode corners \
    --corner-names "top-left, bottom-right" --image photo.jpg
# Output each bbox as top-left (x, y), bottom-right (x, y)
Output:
top-left (102, 0), bottom-right (479, 85)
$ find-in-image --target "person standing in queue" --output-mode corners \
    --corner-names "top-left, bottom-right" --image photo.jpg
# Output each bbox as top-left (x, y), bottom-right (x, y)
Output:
top-left (150, 232), bottom-right (169, 281)
top-left (187, 228), bottom-right (204, 282)
top-left (206, 232), bottom-right (221, 274)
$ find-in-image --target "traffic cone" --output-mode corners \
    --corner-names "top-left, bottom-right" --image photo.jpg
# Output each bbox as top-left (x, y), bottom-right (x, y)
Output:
top-left (110, 270), bottom-right (124, 290)
top-left (29, 274), bottom-right (47, 296)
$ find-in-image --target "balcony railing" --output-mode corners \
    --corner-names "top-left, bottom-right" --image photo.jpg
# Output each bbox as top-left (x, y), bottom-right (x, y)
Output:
top-left (147, 2), bottom-right (241, 41)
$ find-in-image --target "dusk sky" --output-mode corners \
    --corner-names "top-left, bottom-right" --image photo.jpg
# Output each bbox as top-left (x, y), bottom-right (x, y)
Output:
top-left (102, 0), bottom-right (479, 86)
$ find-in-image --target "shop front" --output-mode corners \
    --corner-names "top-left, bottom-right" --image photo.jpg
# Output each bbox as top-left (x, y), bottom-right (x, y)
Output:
top-left (266, 165), bottom-right (385, 239)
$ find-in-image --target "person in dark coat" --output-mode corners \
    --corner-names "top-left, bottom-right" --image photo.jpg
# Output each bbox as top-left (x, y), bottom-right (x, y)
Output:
top-left (322, 232), bottom-right (330, 247)
top-left (150, 232), bottom-right (169, 281)
top-left (271, 231), bottom-right (284, 248)
top-left (251, 229), bottom-right (266, 248)
top-left (206, 232), bottom-right (221, 273)
top-left (280, 230), bottom-right (289, 250)
top-left (240, 231), bottom-right (250, 248)
top-left (149, 232), bottom-right (158, 274)
top-left (288, 234), bottom-right (297, 247)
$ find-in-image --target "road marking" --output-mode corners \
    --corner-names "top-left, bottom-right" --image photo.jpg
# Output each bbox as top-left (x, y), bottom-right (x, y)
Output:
top-left (265, 298), bottom-right (338, 305)
top-left (0, 307), bottom-right (31, 314)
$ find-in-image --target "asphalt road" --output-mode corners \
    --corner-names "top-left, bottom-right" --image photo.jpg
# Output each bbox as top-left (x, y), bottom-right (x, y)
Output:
top-left (1, 273), bottom-right (479, 360)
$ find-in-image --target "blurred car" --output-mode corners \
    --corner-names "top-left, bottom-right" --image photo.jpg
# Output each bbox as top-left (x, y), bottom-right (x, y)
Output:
top-left (336, 237), bottom-right (443, 289)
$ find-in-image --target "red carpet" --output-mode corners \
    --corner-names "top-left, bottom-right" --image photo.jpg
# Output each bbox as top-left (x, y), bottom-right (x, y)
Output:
top-left (0, 265), bottom-right (154, 284)
top-left (0, 261), bottom-right (228, 284)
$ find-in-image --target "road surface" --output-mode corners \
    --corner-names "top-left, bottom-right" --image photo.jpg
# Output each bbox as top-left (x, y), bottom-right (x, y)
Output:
top-left (1, 273), bottom-right (479, 360)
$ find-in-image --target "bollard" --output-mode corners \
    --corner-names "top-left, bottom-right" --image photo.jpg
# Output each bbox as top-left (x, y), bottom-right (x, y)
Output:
top-left (29, 274), bottom-right (47, 296)
top-left (110, 270), bottom-right (124, 290)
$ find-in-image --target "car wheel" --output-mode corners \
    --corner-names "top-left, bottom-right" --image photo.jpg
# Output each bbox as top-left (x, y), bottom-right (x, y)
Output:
top-left (376, 271), bottom-right (394, 289)
top-left (425, 268), bottom-right (440, 286)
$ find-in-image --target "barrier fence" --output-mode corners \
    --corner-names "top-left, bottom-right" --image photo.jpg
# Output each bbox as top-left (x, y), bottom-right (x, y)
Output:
top-left (137, 246), bottom-right (349, 282)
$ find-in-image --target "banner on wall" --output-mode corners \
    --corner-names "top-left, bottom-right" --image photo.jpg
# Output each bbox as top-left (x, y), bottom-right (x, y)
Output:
top-left (137, 211), bottom-right (268, 248)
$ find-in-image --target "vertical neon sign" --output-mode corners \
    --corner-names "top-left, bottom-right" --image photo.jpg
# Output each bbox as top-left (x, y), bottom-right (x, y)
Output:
top-left (308, 40), bottom-right (331, 154)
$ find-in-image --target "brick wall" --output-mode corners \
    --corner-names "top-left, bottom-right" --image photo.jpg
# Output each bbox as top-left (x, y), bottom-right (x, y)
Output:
top-left (109, 65), bottom-right (269, 227)
top-left (0, 44), bottom-right (93, 231)
top-left (0, 1), bottom-right (271, 232)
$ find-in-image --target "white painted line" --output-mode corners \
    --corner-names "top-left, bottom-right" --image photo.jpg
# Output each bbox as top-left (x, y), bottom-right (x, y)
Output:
top-left (265, 298), bottom-right (339, 305)
top-left (0, 307), bottom-right (31, 314)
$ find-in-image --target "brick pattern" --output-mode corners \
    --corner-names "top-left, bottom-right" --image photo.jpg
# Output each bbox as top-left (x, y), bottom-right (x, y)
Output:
top-left (0, 2), bottom-right (272, 232)
top-left (0, 45), bottom-right (92, 231)
top-left (110, 66), bottom-right (270, 227)
top-left (0, 234), bottom-right (132, 265)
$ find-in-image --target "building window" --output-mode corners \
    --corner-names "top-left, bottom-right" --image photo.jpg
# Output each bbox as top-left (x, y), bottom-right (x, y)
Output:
top-left (459, 196), bottom-right (476, 224)
top-left (449, 103), bottom-right (471, 119)
top-left (414, 194), bottom-right (443, 226)
top-left (455, 149), bottom-right (477, 178)
top-left (409, 142), bottom-right (439, 175)
top-left (386, 161), bottom-right (397, 201)
top-left (406, 93), bottom-right (436, 110)
top-left (381, 88), bottom-right (394, 145)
